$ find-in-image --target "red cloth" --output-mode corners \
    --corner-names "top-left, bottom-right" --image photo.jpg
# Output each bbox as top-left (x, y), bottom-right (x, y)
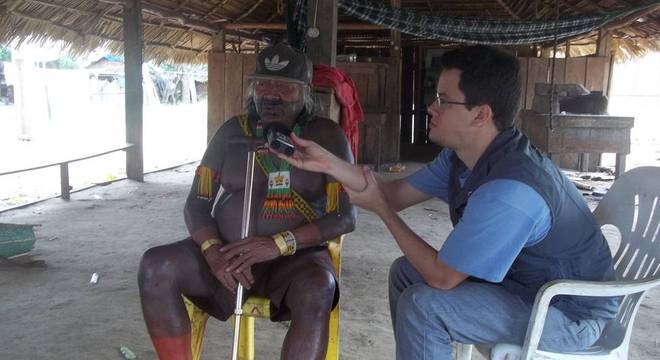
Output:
top-left (312, 64), bottom-right (364, 160)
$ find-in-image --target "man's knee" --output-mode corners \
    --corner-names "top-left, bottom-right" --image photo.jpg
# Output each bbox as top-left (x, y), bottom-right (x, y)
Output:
top-left (389, 256), bottom-right (408, 282)
top-left (138, 245), bottom-right (179, 290)
top-left (389, 256), bottom-right (420, 290)
top-left (396, 284), bottom-right (456, 322)
top-left (397, 285), bottom-right (428, 320)
top-left (286, 268), bottom-right (336, 315)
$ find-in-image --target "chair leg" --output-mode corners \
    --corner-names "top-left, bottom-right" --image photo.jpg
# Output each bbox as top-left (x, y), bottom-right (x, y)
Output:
top-left (455, 343), bottom-right (473, 360)
top-left (183, 296), bottom-right (210, 360)
top-left (325, 304), bottom-right (340, 360)
top-left (237, 316), bottom-right (255, 360)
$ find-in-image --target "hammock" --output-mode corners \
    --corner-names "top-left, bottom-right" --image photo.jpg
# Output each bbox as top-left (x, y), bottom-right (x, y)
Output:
top-left (338, 0), bottom-right (659, 45)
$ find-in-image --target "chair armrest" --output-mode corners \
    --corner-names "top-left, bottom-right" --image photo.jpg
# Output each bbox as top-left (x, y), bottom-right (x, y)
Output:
top-left (536, 277), bottom-right (660, 298)
top-left (327, 235), bottom-right (343, 277)
top-left (520, 277), bottom-right (660, 360)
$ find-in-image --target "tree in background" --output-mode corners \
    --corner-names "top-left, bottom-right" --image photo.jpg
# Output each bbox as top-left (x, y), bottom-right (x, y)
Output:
top-left (0, 46), bottom-right (11, 62)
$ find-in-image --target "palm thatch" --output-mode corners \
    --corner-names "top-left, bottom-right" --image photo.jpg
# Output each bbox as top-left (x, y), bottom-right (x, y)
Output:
top-left (0, 0), bottom-right (280, 64)
top-left (0, 0), bottom-right (658, 64)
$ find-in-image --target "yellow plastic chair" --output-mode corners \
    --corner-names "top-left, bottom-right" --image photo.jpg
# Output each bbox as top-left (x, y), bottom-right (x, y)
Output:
top-left (184, 182), bottom-right (345, 360)
top-left (184, 236), bottom-right (342, 360)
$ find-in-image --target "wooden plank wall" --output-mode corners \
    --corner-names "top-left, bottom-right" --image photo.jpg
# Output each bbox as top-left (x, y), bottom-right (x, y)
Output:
top-left (337, 62), bottom-right (392, 163)
top-left (338, 62), bottom-right (388, 111)
top-left (207, 53), bottom-right (258, 141)
top-left (518, 55), bottom-right (611, 111)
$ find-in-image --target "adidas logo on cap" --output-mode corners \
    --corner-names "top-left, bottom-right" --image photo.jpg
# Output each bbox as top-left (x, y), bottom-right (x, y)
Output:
top-left (264, 55), bottom-right (289, 71)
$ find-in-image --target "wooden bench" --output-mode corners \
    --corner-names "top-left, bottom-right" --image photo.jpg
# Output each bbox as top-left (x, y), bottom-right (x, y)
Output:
top-left (0, 143), bottom-right (135, 200)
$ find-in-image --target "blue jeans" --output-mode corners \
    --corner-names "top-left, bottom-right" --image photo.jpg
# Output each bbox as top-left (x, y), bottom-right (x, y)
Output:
top-left (389, 257), bottom-right (606, 360)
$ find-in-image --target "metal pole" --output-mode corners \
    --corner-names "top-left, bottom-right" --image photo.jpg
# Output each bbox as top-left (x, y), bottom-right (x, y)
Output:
top-left (231, 149), bottom-right (257, 360)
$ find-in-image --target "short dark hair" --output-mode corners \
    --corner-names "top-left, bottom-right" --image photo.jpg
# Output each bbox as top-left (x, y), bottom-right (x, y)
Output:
top-left (439, 45), bottom-right (521, 130)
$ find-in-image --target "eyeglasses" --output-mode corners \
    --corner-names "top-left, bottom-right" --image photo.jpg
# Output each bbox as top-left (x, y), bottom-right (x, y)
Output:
top-left (434, 92), bottom-right (473, 108)
top-left (254, 79), bottom-right (301, 97)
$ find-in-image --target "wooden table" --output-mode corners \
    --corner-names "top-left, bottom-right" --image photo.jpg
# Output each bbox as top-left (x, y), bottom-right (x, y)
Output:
top-left (520, 110), bottom-right (634, 177)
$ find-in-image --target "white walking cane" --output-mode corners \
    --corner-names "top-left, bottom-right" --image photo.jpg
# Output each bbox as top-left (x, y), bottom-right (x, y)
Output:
top-left (231, 148), bottom-right (257, 360)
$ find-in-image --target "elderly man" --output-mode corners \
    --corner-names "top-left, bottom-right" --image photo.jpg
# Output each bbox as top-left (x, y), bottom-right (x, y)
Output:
top-left (279, 45), bottom-right (619, 359)
top-left (138, 42), bottom-right (356, 360)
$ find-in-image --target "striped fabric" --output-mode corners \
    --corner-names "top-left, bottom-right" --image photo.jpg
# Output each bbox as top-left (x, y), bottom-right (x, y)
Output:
top-left (338, 0), bottom-right (657, 45)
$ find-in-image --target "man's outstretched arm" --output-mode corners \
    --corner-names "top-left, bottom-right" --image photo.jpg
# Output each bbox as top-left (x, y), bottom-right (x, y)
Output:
top-left (347, 168), bottom-right (468, 290)
top-left (279, 133), bottom-right (431, 211)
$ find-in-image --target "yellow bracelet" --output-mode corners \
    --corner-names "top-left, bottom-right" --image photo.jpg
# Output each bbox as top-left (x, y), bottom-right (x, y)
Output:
top-left (281, 230), bottom-right (297, 256)
top-left (271, 234), bottom-right (288, 255)
top-left (200, 238), bottom-right (221, 254)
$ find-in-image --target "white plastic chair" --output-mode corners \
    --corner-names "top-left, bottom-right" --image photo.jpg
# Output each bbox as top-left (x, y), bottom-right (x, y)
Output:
top-left (457, 166), bottom-right (660, 360)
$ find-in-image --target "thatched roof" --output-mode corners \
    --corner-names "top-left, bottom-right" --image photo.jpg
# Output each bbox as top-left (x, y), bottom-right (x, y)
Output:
top-left (0, 0), bottom-right (658, 64)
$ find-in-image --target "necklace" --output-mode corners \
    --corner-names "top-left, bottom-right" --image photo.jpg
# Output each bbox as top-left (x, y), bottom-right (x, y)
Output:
top-left (256, 120), bottom-right (301, 219)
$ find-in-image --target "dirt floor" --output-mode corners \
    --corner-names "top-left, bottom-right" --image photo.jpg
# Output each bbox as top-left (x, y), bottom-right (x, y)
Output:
top-left (0, 162), bottom-right (658, 360)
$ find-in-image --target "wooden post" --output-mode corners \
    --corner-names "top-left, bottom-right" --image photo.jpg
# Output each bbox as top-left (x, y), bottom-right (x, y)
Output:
top-left (181, 76), bottom-right (193, 104)
top-left (387, 0), bottom-right (402, 162)
top-left (413, 46), bottom-right (425, 144)
top-left (123, 0), bottom-right (144, 182)
top-left (306, 0), bottom-right (337, 66)
top-left (596, 30), bottom-right (613, 57)
top-left (615, 154), bottom-right (626, 178)
top-left (15, 56), bottom-right (31, 141)
top-left (596, 29), bottom-right (615, 97)
top-left (207, 31), bottom-right (225, 142)
top-left (400, 47), bottom-right (414, 145)
top-left (60, 163), bottom-right (70, 200)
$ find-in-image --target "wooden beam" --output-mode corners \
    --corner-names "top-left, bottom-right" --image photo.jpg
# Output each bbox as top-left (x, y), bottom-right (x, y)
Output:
top-left (140, 1), bottom-right (221, 33)
top-left (123, 0), bottom-right (144, 182)
top-left (307, 0), bottom-right (338, 67)
top-left (202, 0), bottom-right (231, 21)
top-left (596, 29), bottom-right (613, 56)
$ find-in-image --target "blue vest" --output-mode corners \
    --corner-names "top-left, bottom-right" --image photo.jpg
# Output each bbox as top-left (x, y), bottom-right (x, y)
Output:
top-left (448, 128), bottom-right (619, 321)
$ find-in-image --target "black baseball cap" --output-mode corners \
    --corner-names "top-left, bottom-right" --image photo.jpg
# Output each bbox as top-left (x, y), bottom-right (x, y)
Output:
top-left (250, 42), bottom-right (312, 85)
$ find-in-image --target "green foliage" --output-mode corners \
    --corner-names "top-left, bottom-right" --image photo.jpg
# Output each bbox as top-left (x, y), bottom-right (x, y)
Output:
top-left (0, 46), bottom-right (11, 62)
top-left (160, 63), bottom-right (177, 72)
top-left (46, 56), bottom-right (79, 69)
